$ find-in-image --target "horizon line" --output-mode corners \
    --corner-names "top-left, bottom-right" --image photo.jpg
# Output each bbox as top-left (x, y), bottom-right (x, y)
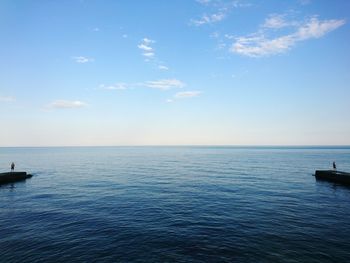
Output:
top-left (1, 145), bottom-right (350, 148)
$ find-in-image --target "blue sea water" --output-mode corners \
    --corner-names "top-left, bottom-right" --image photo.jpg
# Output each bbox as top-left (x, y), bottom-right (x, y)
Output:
top-left (1, 146), bottom-right (350, 262)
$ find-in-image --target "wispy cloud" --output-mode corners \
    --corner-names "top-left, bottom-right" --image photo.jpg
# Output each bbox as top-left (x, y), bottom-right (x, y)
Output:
top-left (143, 38), bottom-right (154, 45)
top-left (144, 79), bottom-right (185, 90)
top-left (158, 65), bottom-right (169, 71)
top-left (191, 0), bottom-right (250, 26)
top-left (0, 96), bottom-right (15, 102)
top-left (47, 100), bottom-right (87, 109)
top-left (174, 91), bottom-right (201, 98)
top-left (191, 12), bottom-right (227, 26)
top-left (72, 56), bottom-right (94, 63)
top-left (262, 14), bottom-right (293, 29)
top-left (99, 83), bottom-right (128, 90)
top-left (230, 17), bottom-right (346, 57)
top-left (99, 79), bottom-right (185, 92)
top-left (143, 52), bottom-right (155, 58)
top-left (167, 91), bottom-right (201, 103)
top-left (99, 79), bottom-right (197, 103)
top-left (138, 44), bottom-right (153, 52)
top-left (137, 37), bottom-right (169, 70)
top-left (138, 38), bottom-right (156, 59)
top-left (296, 17), bottom-right (345, 39)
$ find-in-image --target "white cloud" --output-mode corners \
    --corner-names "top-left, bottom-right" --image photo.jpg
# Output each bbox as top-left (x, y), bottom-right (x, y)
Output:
top-left (122, 34), bottom-right (128, 38)
top-left (166, 91), bottom-right (201, 103)
top-left (174, 91), bottom-right (201, 99)
top-left (158, 65), bottom-right (169, 70)
top-left (143, 38), bottom-right (155, 44)
top-left (192, 12), bottom-right (226, 26)
top-left (144, 79), bottom-right (185, 90)
top-left (72, 56), bottom-right (94, 63)
top-left (138, 43), bottom-right (153, 51)
top-left (99, 79), bottom-right (185, 91)
top-left (0, 96), bottom-right (15, 102)
top-left (231, 34), bottom-right (294, 57)
top-left (138, 37), bottom-right (168, 69)
top-left (263, 14), bottom-right (291, 29)
top-left (99, 83), bottom-right (127, 90)
top-left (192, 0), bottom-right (250, 26)
top-left (296, 17), bottom-right (345, 39)
top-left (231, 17), bottom-right (346, 57)
top-left (48, 100), bottom-right (87, 109)
top-left (92, 27), bottom-right (100, 32)
top-left (138, 38), bottom-right (156, 59)
top-left (143, 52), bottom-right (155, 58)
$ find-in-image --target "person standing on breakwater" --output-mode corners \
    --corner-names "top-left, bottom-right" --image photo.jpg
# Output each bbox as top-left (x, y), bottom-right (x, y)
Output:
top-left (333, 161), bottom-right (337, 171)
top-left (11, 162), bottom-right (15, 172)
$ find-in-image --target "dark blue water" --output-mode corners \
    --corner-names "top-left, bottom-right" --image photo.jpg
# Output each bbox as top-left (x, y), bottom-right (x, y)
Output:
top-left (1, 146), bottom-right (350, 262)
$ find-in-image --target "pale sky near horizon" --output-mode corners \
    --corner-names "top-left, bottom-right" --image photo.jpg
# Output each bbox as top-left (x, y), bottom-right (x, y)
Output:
top-left (1, 0), bottom-right (349, 146)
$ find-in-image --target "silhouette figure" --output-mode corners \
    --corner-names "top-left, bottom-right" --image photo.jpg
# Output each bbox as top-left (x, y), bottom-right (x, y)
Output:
top-left (333, 161), bottom-right (336, 171)
top-left (11, 162), bottom-right (15, 172)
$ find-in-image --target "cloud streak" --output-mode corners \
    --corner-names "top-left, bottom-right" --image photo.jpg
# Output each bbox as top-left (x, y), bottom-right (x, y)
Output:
top-left (99, 79), bottom-right (199, 104)
top-left (191, 12), bottom-right (227, 26)
top-left (72, 56), bottom-right (94, 63)
top-left (99, 83), bottom-right (128, 90)
top-left (158, 65), bottom-right (169, 71)
top-left (48, 100), bottom-right (87, 109)
top-left (167, 91), bottom-right (201, 103)
top-left (231, 17), bottom-right (346, 57)
top-left (99, 79), bottom-right (185, 91)
top-left (144, 79), bottom-right (185, 90)
top-left (191, 0), bottom-right (250, 26)
top-left (138, 37), bottom-right (169, 70)
top-left (138, 38), bottom-right (155, 59)
top-left (262, 14), bottom-right (293, 29)
top-left (174, 91), bottom-right (201, 98)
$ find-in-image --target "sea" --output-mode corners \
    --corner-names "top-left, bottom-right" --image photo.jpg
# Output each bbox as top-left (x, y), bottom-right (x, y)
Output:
top-left (1, 146), bottom-right (350, 262)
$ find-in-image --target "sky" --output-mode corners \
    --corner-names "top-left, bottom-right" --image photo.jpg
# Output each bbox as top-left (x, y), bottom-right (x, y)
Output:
top-left (0, 0), bottom-right (349, 146)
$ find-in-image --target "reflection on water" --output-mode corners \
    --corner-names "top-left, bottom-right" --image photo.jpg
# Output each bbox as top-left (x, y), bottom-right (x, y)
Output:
top-left (1, 146), bottom-right (350, 262)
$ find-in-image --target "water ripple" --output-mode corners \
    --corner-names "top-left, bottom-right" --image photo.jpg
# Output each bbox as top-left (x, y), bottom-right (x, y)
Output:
top-left (1, 146), bottom-right (350, 262)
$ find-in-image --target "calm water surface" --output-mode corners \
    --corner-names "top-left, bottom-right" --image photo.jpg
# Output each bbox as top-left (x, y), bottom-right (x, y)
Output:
top-left (1, 146), bottom-right (350, 262)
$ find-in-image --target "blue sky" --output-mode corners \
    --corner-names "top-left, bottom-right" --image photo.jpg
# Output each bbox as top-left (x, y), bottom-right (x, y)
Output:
top-left (1, 0), bottom-right (349, 146)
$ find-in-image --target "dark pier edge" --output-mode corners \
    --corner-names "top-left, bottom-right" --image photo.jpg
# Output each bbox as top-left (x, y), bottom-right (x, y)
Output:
top-left (314, 170), bottom-right (350, 185)
top-left (0, 172), bottom-right (33, 185)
